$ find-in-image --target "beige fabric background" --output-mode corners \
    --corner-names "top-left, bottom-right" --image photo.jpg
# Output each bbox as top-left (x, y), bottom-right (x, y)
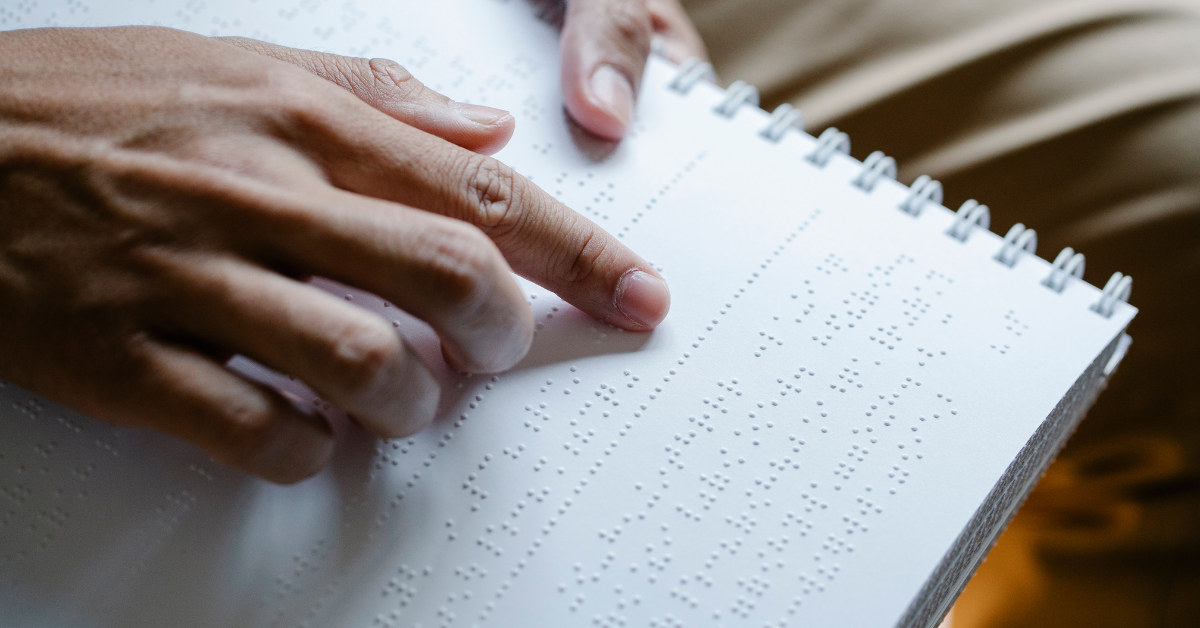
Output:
top-left (678, 1), bottom-right (1200, 626)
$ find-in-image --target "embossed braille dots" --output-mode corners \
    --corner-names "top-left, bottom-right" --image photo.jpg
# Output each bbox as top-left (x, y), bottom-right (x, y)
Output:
top-left (0, 74), bottom-right (1025, 627)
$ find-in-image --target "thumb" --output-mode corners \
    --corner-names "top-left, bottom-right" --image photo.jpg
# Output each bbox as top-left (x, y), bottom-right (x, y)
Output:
top-left (217, 37), bottom-right (515, 155)
top-left (560, 0), bottom-right (653, 141)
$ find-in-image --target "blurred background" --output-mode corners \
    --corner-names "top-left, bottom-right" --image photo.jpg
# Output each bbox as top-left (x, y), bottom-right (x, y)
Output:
top-left (678, 0), bottom-right (1200, 625)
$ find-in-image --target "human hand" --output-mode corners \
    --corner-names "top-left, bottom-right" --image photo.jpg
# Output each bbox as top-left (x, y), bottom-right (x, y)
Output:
top-left (559, 0), bottom-right (709, 140)
top-left (0, 26), bottom-right (670, 483)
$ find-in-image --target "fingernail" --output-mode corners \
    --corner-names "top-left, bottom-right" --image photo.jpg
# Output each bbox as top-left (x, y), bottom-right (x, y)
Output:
top-left (615, 270), bottom-right (670, 329)
top-left (589, 65), bottom-right (635, 131)
top-left (452, 101), bottom-right (513, 126)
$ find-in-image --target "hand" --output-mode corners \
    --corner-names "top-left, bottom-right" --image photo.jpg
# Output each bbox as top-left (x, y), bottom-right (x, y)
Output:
top-left (0, 27), bottom-right (670, 483)
top-left (560, 0), bottom-right (709, 140)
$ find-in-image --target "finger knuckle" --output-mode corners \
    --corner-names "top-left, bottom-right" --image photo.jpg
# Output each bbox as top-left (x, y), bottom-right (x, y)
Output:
top-left (329, 55), bottom-right (377, 93)
top-left (561, 229), bottom-right (608, 287)
top-left (459, 154), bottom-right (522, 236)
top-left (422, 224), bottom-right (502, 313)
top-left (267, 60), bottom-right (366, 126)
top-left (326, 317), bottom-right (403, 398)
top-left (367, 57), bottom-right (422, 99)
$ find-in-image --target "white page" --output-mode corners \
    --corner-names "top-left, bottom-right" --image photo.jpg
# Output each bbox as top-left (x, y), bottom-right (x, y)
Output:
top-left (0, 1), bottom-right (1136, 627)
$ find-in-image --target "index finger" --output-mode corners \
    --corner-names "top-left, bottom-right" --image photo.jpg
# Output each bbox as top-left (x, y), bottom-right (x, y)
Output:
top-left (303, 103), bottom-right (670, 331)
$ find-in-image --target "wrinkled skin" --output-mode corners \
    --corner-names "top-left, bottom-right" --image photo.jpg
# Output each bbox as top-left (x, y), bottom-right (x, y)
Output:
top-left (0, 3), bottom-right (705, 483)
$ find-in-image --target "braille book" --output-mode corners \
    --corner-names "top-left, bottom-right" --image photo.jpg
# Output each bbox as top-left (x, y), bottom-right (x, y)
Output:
top-left (0, 1), bottom-right (1137, 627)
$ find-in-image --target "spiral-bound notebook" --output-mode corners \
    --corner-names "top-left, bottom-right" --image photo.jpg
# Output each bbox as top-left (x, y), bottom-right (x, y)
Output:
top-left (0, 1), bottom-right (1137, 627)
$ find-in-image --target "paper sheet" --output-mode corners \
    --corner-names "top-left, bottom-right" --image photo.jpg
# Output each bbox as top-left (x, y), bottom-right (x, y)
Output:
top-left (0, 1), bottom-right (1135, 626)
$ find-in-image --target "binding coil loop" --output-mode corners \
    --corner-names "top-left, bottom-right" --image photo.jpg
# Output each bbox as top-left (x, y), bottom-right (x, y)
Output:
top-left (1091, 272), bottom-right (1133, 318)
top-left (1042, 248), bottom-right (1086, 293)
top-left (899, 175), bottom-right (943, 216)
top-left (759, 104), bottom-right (804, 142)
top-left (852, 151), bottom-right (897, 192)
top-left (713, 80), bottom-right (759, 118)
top-left (806, 127), bottom-right (851, 167)
top-left (668, 58), bottom-right (715, 94)
top-left (946, 199), bottom-right (990, 242)
top-left (995, 223), bottom-right (1037, 267)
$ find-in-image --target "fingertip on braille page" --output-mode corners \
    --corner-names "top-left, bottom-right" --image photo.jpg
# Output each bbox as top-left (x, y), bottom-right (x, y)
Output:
top-left (235, 410), bottom-right (336, 485)
top-left (613, 270), bottom-right (670, 330)
top-left (445, 304), bottom-right (535, 375)
top-left (352, 350), bottom-right (441, 439)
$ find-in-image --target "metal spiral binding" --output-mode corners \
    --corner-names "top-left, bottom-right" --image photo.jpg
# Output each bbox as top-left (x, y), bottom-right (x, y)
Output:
top-left (1042, 248), bottom-right (1086, 293)
top-left (1091, 272), bottom-right (1132, 317)
top-left (663, 57), bottom-right (1132, 314)
top-left (806, 127), bottom-right (851, 167)
top-left (668, 58), bottom-right (715, 94)
top-left (713, 80), bottom-right (759, 118)
top-left (995, 223), bottom-right (1037, 267)
top-left (759, 104), bottom-right (804, 142)
top-left (946, 200), bottom-right (990, 242)
top-left (852, 151), bottom-right (897, 192)
top-left (899, 175), bottom-right (943, 216)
